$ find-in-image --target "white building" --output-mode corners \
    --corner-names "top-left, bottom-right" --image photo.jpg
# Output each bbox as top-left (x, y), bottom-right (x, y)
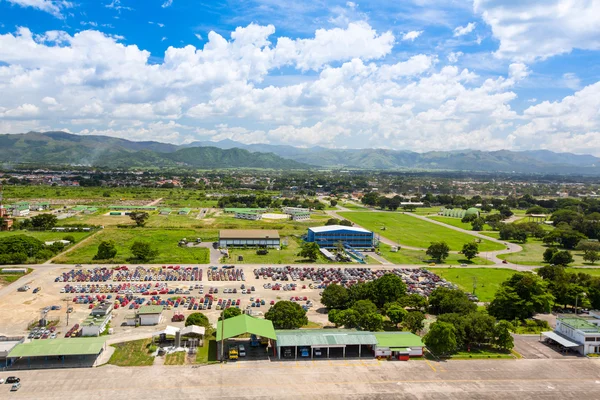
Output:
top-left (235, 211), bottom-right (262, 220)
top-left (543, 316), bottom-right (600, 355)
top-left (289, 211), bottom-right (310, 221)
top-left (282, 207), bottom-right (309, 214)
top-left (137, 305), bottom-right (163, 326)
top-left (81, 313), bottom-right (111, 337)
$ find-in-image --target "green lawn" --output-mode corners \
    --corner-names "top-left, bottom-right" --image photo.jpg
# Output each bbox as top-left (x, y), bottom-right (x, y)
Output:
top-left (165, 351), bottom-right (186, 365)
top-left (428, 268), bottom-right (516, 302)
top-left (339, 212), bottom-right (504, 252)
top-left (302, 321), bottom-right (323, 329)
top-left (497, 239), bottom-right (590, 266)
top-left (54, 228), bottom-right (211, 264)
top-left (146, 213), bottom-right (204, 228)
top-left (341, 202), bottom-right (367, 210)
top-left (428, 216), bottom-right (492, 231)
top-left (378, 243), bottom-right (494, 266)
top-left (195, 339), bottom-right (218, 364)
top-left (449, 347), bottom-right (514, 359)
top-left (565, 268), bottom-right (600, 276)
top-left (0, 230), bottom-right (91, 243)
top-left (479, 231), bottom-right (500, 239)
top-left (109, 339), bottom-right (155, 366)
top-left (197, 213), bottom-right (326, 237)
top-left (411, 207), bottom-right (443, 215)
top-left (0, 268), bottom-right (32, 286)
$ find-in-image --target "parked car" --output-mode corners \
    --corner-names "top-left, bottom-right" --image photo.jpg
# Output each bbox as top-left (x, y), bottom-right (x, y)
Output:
top-left (33, 287), bottom-right (41, 294)
top-left (10, 382), bottom-right (21, 392)
top-left (5, 377), bottom-right (20, 384)
top-left (238, 344), bottom-right (246, 357)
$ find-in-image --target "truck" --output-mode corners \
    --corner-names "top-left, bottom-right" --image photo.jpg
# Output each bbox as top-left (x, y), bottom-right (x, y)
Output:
top-left (228, 345), bottom-right (239, 360)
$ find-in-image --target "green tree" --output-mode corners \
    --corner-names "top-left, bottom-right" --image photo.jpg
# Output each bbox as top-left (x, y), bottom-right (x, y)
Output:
top-left (265, 301), bottom-right (308, 329)
top-left (328, 309), bottom-right (341, 327)
top-left (471, 218), bottom-right (485, 231)
top-left (325, 218), bottom-right (340, 226)
top-left (30, 213), bottom-right (58, 230)
top-left (330, 200), bottom-right (338, 207)
top-left (130, 241), bottom-right (159, 262)
top-left (360, 313), bottom-right (384, 331)
top-left (543, 247), bottom-right (559, 263)
top-left (62, 235), bottom-right (76, 243)
top-left (372, 274), bottom-right (407, 307)
top-left (493, 320), bottom-right (514, 351)
top-left (129, 211), bottom-right (150, 227)
top-left (334, 309), bottom-right (360, 328)
top-left (584, 250), bottom-right (600, 265)
top-left (424, 322), bottom-right (457, 356)
top-left (185, 312), bottom-right (210, 329)
top-left (403, 311), bottom-right (425, 334)
top-left (550, 250), bottom-right (574, 266)
top-left (321, 284), bottom-right (349, 310)
top-left (351, 299), bottom-right (378, 315)
top-left (513, 230), bottom-right (528, 243)
top-left (94, 240), bottom-right (117, 260)
top-left (401, 294), bottom-right (428, 311)
top-left (488, 272), bottom-right (554, 320)
top-left (339, 219), bottom-right (353, 227)
top-left (297, 242), bottom-right (320, 261)
top-left (386, 305), bottom-right (408, 327)
top-left (219, 307), bottom-right (241, 321)
top-left (461, 242), bottom-right (479, 261)
top-left (426, 241), bottom-right (450, 263)
top-left (428, 287), bottom-right (477, 315)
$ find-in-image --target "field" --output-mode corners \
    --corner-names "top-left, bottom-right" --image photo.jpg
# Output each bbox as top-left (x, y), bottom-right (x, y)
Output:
top-left (339, 212), bottom-right (504, 252)
top-left (428, 216), bottom-right (492, 231)
top-left (165, 352), bottom-right (186, 365)
top-left (378, 244), bottom-right (494, 266)
top-left (53, 228), bottom-right (211, 264)
top-left (0, 268), bottom-right (32, 286)
top-left (196, 213), bottom-right (327, 237)
top-left (341, 202), bottom-right (367, 210)
top-left (497, 239), bottom-right (589, 266)
top-left (195, 339), bottom-right (218, 364)
top-left (108, 339), bottom-right (155, 367)
top-left (428, 268), bottom-right (517, 302)
top-left (0, 230), bottom-right (91, 243)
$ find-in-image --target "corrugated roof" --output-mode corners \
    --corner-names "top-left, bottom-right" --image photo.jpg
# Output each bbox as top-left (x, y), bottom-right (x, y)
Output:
top-left (309, 225), bottom-right (371, 234)
top-left (374, 332), bottom-right (424, 348)
top-left (138, 305), bottom-right (163, 315)
top-left (219, 229), bottom-right (280, 239)
top-left (275, 329), bottom-right (378, 347)
top-left (216, 314), bottom-right (276, 340)
top-left (8, 337), bottom-right (106, 358)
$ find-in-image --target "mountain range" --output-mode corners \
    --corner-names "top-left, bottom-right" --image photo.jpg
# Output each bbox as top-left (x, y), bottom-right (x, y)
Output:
top-left (2, 131), bottom-right (600, 175)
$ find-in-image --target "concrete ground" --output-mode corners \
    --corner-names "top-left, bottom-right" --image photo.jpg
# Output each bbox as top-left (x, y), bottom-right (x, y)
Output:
top-left (513, 335), bottom-right (583, 359)
top-left (3, 358), bottom-right (600, 399)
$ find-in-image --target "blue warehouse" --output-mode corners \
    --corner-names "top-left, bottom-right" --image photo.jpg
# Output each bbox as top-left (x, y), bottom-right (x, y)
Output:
top-left (307, 225), bottom-right (374, 249)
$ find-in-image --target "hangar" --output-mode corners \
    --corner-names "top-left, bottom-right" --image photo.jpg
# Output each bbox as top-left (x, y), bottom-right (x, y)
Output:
top-left (6, 337), bottom-right (107, 369)
top-left (216, 314), bottom-right (277, 360)
top-left (307, 225), bottom-right (374, 249)
top-left (219, 229), bottom-right (280, 248)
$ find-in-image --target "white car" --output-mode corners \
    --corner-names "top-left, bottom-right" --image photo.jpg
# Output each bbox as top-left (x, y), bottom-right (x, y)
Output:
top-left (238, 345), bottom-right (246, 357)
top-left (0, 378), bottom-right (4, 384)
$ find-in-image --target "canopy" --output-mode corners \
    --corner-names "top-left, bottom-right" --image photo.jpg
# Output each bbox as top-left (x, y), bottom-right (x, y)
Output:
top-left (542, 331), bottom-right (580, 347)
top-left (8, 337), bottom-right (106, 358)
top-left (181, 325), bottom-right (206, 336)
top-left (216, 314), bottom-right (276, 341)
top-left (153, 326), bottom-right (179, 337)
top-left (276, 329), bottom-right (377, 347)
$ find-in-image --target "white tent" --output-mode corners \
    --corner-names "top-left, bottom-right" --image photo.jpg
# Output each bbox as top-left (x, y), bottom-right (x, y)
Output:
top-left (152, 325), bottom-right (180, 337)
top-left (181, 325), bottom-right (205, 337)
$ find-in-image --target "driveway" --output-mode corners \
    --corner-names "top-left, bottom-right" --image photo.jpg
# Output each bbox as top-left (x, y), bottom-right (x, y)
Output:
top-left (513, 334), bottom-right (582, 359)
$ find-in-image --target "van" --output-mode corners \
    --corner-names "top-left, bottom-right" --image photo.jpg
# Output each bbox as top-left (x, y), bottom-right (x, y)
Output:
top-left (238, 344), bottom-right (246, 357)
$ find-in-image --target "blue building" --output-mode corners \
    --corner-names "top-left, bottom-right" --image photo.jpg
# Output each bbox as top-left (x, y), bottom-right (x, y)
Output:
top-left (307, 225), bottom-right (374, 249)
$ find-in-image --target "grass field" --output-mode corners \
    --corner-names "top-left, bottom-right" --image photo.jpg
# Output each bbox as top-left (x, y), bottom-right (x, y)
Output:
top-left (164, 351), bottom-right (186, 365)
top-left (341, 202), bottom-right (367, 210)
top-left (379, 244), bottom-right (494, 266)
top-left (0, 230), bottom-right (91, 243)
top-left (479, 231), bottom-right (500, 239)
top-left (195, 339), bottom-right (218, 364)
top-left (109, 339), bottom-right (155, 366)
top-left (564, 268), bottom-right (600, 276)
top-left (497, 239), bottom-right (589, 266)
top-left (197, 213), bottom-right (327, 237)
top-left (0, 268), bottom-right (32, 286)
top-left (339, 212), bottom-right (504, 252)
top-left (428, 267), bottom-right (516, 302)
top-left (54, 228), bottom-right (211, 264)
top-left (428, 216), bottom-right (492, 231)
top-left (449, 347), bottom-right (514, 359)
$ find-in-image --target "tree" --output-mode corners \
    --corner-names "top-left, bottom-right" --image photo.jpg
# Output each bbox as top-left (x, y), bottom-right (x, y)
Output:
top-left (325, 218), bottom-right (340, 226)
top-left (330, 200), bottom-right (338, 207)
top-left (321, 284), bottom-right (349, 310)
top-left (513, 230), bottom-right (528, 243)
top-left (372, 274), bottom-right (407, 307)
top-left (550, 250), bottom-right (573, 266)
top-left (424, 322), bottom-right (457, 356)
top-left (265, 301), bottom-right (308, 329)
top-left (403, 311), bottom-right (425, 333)
top-left (461, 242), bottom-right (479, 261)
top-left (485, 214), bottom-right (503, 230)
top-left (94, 240), bottom-right (117, 260)
top-left (359, 313), bottom-right (384, 331)
top-left (493, 321), bottom-right (514, 351)
top-left (328, 309), bottom-right (341, 327)
top-left (387, 305), bottom-right (408, 327)
top-left (428, 287), bottom-right (477, 315)
top-left (297, 242), bottom-right (320, 261)
top-left (219, 307), bottom-right (241, 321)
top-left (339, 219), bottom-right (353, 227)
top-left (351, 299), bottom-right (378, 315)
top-left (498, 207), bottom-right (514, 220)
top-left (584, 250), bottom-right (600, 265)
top-left (426, 241), bottom-right (450, 263)
top-left (488, 272), bottom-right (554, 320)
top-left (129, 211), bottom-right (150, 227)
top-left (333, 309), bottom-right (360, 328)
top-left (130, 241), bottom-right (158, 261)
top-left (361, 192), bottom-right (380, 206)
top-left (543, 247), bottom-right (559, 263)
top-left (185, 312), bottom-right (210, 329)
top-left (62, 235), bottom-right (76, 243)
top-left (401, 293), bottom-right (428, 311)
top-left (30, 213), bottom-right (58, 230)
top-left (461, 214), bottom-right (477, 223)
top-left (471, 218), bottom-right (485, 231)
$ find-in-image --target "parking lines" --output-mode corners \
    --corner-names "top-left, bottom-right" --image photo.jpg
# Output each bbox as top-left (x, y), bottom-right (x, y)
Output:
top-left (425, 359), bottom-right (437, 372)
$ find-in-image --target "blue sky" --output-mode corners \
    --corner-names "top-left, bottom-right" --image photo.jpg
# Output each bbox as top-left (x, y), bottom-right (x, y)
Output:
top-left (0, 0), bottom-right (599, 154)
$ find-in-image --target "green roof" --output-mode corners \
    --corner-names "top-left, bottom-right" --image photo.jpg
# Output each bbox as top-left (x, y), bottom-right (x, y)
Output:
top-left (224, 208), bottom-right (267, 213)
top-left (160, 208), bottom-right (172, 213)
top-left (83, 314), bottom-right (110, 327)
top-left (8, 337), bottom-right (106, 358)
top-left (374, 332), bottom-right (424, 348)
top-left (560, 318), bottom-right (600, 332)
top-left (179, 208), bottom-right (192, 213)
top-left (275, 329), bottom-right (378, 347)
top-left (216, 314), bottom-right (276, 341)
top-left (72, 205), bottom-right (88, 211)
top-left (138, 305), bottom-right (164, 315)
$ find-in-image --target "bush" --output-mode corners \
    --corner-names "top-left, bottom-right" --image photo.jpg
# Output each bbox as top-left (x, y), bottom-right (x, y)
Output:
top-left (63, 235), bottom-right (76, 243)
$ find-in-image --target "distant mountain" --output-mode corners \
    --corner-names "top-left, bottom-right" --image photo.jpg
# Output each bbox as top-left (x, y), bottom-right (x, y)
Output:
top-left (0, 132), bottom-right (309, 170)
top-left (3, 131), bottom-right (600, 174)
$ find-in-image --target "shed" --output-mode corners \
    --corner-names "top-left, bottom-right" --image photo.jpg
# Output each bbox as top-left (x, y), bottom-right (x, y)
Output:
top-left (137, 305), bottom-right (163, 326)
top-left (374, 332), bottom-right (424, 359)
top-left (274, 329), bottom-right (377, 359)
top-left (219, 229), bottom-right (280, 248)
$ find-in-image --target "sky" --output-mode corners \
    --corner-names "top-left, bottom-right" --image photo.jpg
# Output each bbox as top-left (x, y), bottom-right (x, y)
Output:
top-left (0, 0), bottom-right (599, 154)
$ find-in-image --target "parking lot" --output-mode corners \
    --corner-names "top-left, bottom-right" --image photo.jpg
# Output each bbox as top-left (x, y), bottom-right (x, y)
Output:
top-left (513, 334), bottom-right (583, 359)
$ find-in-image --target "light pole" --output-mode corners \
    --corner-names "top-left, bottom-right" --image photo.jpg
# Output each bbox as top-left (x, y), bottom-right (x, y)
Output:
top-left (575, 292), bottom-right (587, 316)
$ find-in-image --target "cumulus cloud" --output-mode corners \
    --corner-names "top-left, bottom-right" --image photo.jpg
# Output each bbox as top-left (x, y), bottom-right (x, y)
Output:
top-left (474, 0), bottom-right (600, 61)
top-left (6, 0), bottom-right (73, 19)
top-left (401, 30), bottom-right (422, 41)
top-left (453, 22), bottom-right (476, 37)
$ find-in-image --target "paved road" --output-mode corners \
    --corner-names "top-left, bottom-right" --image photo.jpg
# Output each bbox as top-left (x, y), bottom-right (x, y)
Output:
top-left (3, 357), bottom-right (600, 399)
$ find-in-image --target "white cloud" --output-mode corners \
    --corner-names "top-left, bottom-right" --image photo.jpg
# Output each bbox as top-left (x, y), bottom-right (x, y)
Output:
top-left (161, 37), bottom-right (167, 42)
top-left (346, 1), bottom-right (356, 9)
top-left (453, 22), bottom-right (476, 37)
top-left (474, 0), bottom-right (600, 61)
top-left (194, 33), bottom-right (203, 40)
top-left (562, 73), bottom-right (581, 90)
top-left (447, 52), bottom-right (463, 63)
top-left (161, 0), bottom-right (173, 8)
top-left (401, 30), bottom-right (422, 41)
top-left (6, 0), bottom-right (72, 19)
top-left (41, 96), bottom-right (57, 105)
top-left (1, 103), bottom-right (40, 118)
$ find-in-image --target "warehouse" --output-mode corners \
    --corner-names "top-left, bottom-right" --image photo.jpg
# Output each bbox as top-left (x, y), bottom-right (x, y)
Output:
top-left (307, 225), bottom-right (374, 249)
top-left (216, 314), bottom-right (277, 361)
top-left (275, 329), bottom-right (377, 359)
top-left (219, 229), bottom-right (280, 248)
top-left (125, 305), bottom-right (164, 326)
top-left (109, 205), bottom-right (157, 211)
top-left (160, 208), bottom-right (172, 215)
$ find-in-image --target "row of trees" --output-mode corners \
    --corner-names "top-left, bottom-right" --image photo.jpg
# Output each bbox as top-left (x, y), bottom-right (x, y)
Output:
top-left (425, 241), bottom-right (479, 263)
top-left (11, 213), bottom-right (58, 231)
top-left (0, 234), bottom-right (73, 264)
top-left (217, 195), bottom-right (324, 211)
top-left (94, 240), bottom-right (158, 262)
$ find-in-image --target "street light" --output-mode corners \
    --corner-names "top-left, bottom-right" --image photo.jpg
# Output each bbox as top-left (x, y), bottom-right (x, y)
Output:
top-left (575, 292), bottom-right (587, 316)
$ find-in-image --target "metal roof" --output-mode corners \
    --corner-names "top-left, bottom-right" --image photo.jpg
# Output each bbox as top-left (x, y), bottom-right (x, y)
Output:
top-left (560, 318), bottom-right (600, 332)
top-left (8, 337), bottom-right (106, 358)
top-left (181, 325), bottom-right (206, 336)
top-left (219, 229), bottom-right (280, 239)
top-left (275, 329), bottom-right (378, 347)
top-left (309, 225), bottom-right (371, 234)
top-left (542, 331), bottom-right (581, 347)
top-left (374, 332), bottom-right (424, 348)
top-left (216, 314), bottom-right (276, 341)
top-left (138, 305), bottom-right (164, 315)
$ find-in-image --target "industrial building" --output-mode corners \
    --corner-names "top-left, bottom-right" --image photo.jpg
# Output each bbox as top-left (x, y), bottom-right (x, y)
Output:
top-left (160, 208), bottom-right (172, 215)
top-left (235, 210), bottom-right (263, 220)
top-left (275, 329), bottom-right (377, 359)
top-left (178, 208), bottom-right (192, 215)
top-left (307, 225), bottom-right (374, 249)
top-left (224, 208), bottom-right (267, 214)
top-left (109, 205), bottom-right (157, 211)
top-left (289, 211), bottom-right (310, 221)
top-left (373, 332), bottom-right (424, 359)
top-left (219, 229), bottom-right (280, 248)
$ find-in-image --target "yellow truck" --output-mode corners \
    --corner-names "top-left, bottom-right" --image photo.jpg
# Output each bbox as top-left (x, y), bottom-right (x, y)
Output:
top-left (228, 345), bottom-right (239, 360)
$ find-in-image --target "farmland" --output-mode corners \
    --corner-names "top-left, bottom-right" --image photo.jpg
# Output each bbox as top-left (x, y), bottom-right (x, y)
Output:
top-left (428, 268), bottom-right (517, 302)
top-left (339, 212), bottom-right (504, 252)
